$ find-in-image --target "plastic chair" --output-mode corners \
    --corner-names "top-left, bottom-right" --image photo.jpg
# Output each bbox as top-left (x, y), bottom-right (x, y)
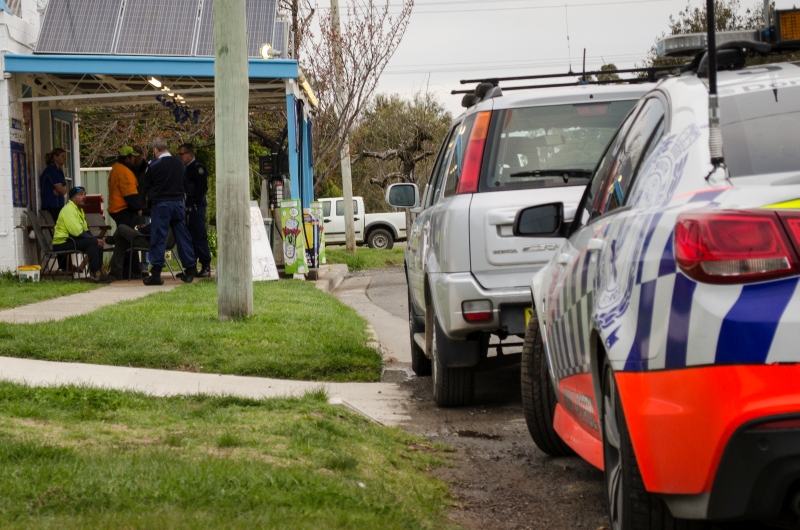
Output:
top-left (24, 210), bottom-right (87, 277)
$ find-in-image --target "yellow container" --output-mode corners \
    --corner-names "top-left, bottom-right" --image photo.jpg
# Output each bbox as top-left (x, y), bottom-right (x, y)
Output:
top-left (18, 265), bottom-right (41, 282)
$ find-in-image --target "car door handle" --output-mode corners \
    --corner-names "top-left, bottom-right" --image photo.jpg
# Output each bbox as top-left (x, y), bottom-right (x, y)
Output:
top-left (557, 254), bottom-right (570, 265)
top-left (354, 217), bottom-right (360, 222)
top-left (588, 238), bottom-right (605, 253)
top-left (324, 219), bottom-right (331, 223)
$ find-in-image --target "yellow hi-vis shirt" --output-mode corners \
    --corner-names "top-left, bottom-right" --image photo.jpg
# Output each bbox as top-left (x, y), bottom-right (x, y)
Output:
top-left (52, 201), bottom-right (88, 245)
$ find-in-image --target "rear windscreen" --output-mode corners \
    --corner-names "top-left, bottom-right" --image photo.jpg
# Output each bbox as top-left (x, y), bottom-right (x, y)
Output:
top-left (481, 100), bottom-right (637, 192)
top-left (721, 82), bottom-right (800, 179)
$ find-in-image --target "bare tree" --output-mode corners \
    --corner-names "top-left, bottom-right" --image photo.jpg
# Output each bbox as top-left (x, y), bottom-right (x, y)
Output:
top-left (278, 0), bottom-right (414, 194)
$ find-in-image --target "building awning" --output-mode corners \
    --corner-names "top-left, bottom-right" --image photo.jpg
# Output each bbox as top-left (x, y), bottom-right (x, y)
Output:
top-left (2, 54), bottom-right (312, 111)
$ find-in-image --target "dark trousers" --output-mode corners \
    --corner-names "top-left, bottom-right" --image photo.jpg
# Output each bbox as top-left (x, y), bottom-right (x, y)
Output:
top-left (53, 234), bottom-right (102, 274)
top-left (187, 203), bottom-right (211, 268)
top-left (149, 201), bottom-right (196, 270)
top-left (110, 209), bottom-right (140, 273)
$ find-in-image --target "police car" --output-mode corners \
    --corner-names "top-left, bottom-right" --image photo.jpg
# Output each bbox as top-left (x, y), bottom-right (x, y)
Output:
top-left (516, 13), bottom-right (800, 529)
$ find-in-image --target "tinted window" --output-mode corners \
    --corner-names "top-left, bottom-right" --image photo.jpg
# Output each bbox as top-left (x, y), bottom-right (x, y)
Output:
top-left (591, 98), bottom-right (665, 217)
top-left (443, 114), bottom-right (478, 198)
top-left (721, 84), bottom-right (800, 178)
top-left (424, 123), bottom-right (460, 208)
top-left (323, 201), bottom-right (331, 217)
top-left (335, 200), bottom-right (359, 216)
top-left (481, 100), bottom-right (637, 193)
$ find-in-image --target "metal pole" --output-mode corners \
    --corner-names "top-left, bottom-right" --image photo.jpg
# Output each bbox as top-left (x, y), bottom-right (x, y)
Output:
top-left (764, 0), bottom-right (771, 32)
top-left (331, 0), bottom-right (357, 253)
top-left (215, 0), bottom-right (253, 319)
top-left (707, 0), bottom-right (724, 166)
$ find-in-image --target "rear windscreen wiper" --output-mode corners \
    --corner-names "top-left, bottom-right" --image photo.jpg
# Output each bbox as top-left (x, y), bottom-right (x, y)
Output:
top-left (509, 169), bottom-right (593, 182)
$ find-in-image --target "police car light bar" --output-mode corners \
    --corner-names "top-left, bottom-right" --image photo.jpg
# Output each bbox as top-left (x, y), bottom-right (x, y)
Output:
top-left (777, 9), bottom-right (800, 43)
top-left (657, 30), bottom-right (762, 58)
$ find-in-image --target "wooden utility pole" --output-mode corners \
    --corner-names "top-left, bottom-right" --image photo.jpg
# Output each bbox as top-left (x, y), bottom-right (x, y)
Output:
top-left (215, 0), bottom-right (253, 320)
top-left (330, 0), bottom-right (357, 253)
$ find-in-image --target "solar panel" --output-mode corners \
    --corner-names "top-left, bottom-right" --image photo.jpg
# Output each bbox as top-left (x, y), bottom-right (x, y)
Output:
top-left (36, 0), bottom-right (124, 54)
top-left (195, 0), bottom-right (278, 57)
top-left (273, 18), bottom-right (286, 58)
top-left (115, 0), bottom-right (201, 56)
top-left (36, 0), bottom-right (280, 58)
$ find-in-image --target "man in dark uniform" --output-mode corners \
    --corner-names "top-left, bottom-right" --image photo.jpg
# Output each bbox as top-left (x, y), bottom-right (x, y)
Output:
top-left (177, 143), bottom-right (212, 278)
top-left (143, 137), bottom-right (197, 286)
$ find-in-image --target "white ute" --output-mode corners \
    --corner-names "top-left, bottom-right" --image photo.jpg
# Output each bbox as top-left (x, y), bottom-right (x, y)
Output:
top-left (319, 196), bottom-right (407, 249)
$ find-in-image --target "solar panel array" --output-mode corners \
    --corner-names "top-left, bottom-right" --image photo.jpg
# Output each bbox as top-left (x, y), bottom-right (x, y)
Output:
top-left (195, 0), bottom-right (276, 57)
top-left (272, 18), bottom-right (286, 59)
top-left (37, 0), bottom-right (124, 54)
top-left (36, 0), bottom-right (281, 57)
top-left (116, 0), bottom-right (201, 56)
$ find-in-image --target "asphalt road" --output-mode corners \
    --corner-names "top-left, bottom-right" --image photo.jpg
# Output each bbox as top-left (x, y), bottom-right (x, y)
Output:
top-left (356, 267), bottom-right (782, 530)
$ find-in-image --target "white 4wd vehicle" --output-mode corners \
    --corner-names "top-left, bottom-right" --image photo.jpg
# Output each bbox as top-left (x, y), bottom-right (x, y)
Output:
top-left (320, 196), bottom-right (406, 249)
top-left (387, 83), bottom-right (649, 407)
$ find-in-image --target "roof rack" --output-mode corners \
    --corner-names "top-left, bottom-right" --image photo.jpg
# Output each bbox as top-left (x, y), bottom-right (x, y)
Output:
top-left (453, 65), bottom-right (680, 108)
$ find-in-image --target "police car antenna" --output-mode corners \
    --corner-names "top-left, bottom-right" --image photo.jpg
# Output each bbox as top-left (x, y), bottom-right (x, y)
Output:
top-left (707, 0), bottom-right (725, 167)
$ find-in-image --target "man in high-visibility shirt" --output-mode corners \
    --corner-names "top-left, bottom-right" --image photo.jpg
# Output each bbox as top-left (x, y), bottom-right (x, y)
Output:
top-left (108, 146), bottom-right (144, 279)
top-left (51, 187), bottom-right (112, 283)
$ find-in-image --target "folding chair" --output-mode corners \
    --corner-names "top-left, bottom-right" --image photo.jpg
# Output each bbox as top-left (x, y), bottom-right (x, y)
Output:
top-left (127, 229), bottom-right (180, 280)
top-left (24, 210), bottom-right (87, 277)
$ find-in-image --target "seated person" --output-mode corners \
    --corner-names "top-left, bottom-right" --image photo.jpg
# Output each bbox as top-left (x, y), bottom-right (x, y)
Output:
top-left (52, 187), bottom-right (113, 283)
top-left (108, 218), bottom-right (150, 281)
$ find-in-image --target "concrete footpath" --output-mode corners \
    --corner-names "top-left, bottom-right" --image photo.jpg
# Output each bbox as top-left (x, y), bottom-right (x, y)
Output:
top-left (334, 274), bottom-right (411, 365)
top-left (0, 356), bottom-right (410, 426)
top-left (0, 280), bottom-right (177, 323)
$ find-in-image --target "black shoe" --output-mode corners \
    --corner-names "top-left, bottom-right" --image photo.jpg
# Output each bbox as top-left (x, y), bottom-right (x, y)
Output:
top-left (197, 265), bottom-right (211, 278)
top-left (143, 269), bottom-right (163, 286)
top-left (180, 268), bottom-right (196, 283)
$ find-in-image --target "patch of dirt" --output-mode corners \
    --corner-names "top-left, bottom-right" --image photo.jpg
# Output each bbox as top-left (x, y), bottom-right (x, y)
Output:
top-left (401, 366), bottom-right (609, 530)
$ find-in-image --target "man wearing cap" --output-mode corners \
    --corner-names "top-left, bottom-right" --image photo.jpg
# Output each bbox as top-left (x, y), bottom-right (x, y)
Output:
top-left (177, 144), bottom-right (212, 278)
top-left (51, 187), bottom-right (113, 283)
top-left (108, 146), bottom-right (144, 279)
top-left (143, 137), bottom-right (197, 286)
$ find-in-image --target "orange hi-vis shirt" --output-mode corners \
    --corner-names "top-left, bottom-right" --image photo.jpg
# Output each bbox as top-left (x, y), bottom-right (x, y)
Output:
top-left (107, 162), bottom-right (139, 214)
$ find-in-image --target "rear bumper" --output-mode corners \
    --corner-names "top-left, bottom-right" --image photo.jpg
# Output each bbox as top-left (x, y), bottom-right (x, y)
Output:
top-left (428, 272), bottom-right (531, 340)
top-left (615, 365), bottom-right (800, 519)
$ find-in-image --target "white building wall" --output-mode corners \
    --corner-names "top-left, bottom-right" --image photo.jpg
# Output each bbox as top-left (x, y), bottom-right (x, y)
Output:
top-left (0, 0), bottom-right (40, 272)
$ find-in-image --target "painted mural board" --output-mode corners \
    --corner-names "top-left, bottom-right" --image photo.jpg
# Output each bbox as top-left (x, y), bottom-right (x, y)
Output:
top-left (280, 200), bottom-right (307, 274)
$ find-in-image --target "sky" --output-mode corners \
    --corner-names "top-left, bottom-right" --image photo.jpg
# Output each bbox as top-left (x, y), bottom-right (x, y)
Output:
top-left (367, 0), bottom-right (795, 116)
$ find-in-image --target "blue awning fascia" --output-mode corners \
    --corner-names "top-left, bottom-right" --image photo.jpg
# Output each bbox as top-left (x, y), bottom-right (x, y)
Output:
top-left (3, 54), bottom-right (298, 80)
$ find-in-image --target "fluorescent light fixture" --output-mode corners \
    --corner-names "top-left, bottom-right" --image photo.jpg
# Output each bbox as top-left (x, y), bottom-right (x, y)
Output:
top-left (148, 77), bottom-right (162, 88)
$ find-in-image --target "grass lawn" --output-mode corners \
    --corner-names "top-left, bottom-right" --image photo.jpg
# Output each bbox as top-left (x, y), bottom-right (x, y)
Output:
top-left (0, 274), bottom-right (99, 311)
top-left (0, 383), bottom-right (454, 529)
top-left (326, 247), bottom-right (405, 271)
top-left (0, 280), bottom-right (382, 382)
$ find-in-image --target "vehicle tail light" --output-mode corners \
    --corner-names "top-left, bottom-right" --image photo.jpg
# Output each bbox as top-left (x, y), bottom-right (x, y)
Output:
top-left (457, 111), bottom-right (492, 195)
top-left (462, 300), bottom-right (493, 323)
top-left (778, 212), bottom-right (800, 254)
top-left (674, 210), bottom-right (800, 284)
top-left (753, 418), bottom-right (800, 430)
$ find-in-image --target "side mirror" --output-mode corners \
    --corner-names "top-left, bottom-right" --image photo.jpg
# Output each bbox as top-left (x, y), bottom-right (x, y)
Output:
top-left (386, 183), bottom-right (419, 209)
top-left (513, 203), bottom-right (564, 237)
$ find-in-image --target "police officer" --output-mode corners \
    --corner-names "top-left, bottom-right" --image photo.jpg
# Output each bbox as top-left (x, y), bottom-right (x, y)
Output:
top-left (176, 144), bottom-right (212, 278)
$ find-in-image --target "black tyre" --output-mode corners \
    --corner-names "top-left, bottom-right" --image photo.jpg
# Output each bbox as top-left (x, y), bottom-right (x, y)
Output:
top-left (521, 311), bottom-right (575, 457)
top-left (431, 309), bottom-right (475, 407)
top-left (602, 360), bottom-right (701, 530)
top-left (408, 286), bottom-right (431, 376)
top-left (367, 228), bottom-right (394, 249)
